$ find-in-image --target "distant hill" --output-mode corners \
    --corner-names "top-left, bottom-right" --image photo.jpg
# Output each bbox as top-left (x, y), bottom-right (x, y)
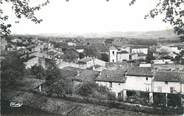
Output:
top-left (13, 29), bottom-right (179, 40)
top-left (121, 30), bottom-right (179, 40)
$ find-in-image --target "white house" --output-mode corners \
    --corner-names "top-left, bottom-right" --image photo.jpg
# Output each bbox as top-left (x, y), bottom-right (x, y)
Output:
top-left (125, 67), bottom-right (153, 92)
top-left (117, 51), bottom-right (130, 61)
top-left (130, 53), bottom-right (147, 61)
top-left (24, 56), bottom-right (46, 69)
top-left (153, 71), bottom-right (182, 94)
top-left (78, 57), bottom-right (106, 69)
top-left (153, 59), bottom-right (174, 65)
top-left (131, 46), bottom-right (148, 55)
top-left (109, 46), bottom-right (130, 63)
top-left (124, 67), bottom-right (154, 102)
top-left (95, 69), bottom-right (126, 97)
top-left (169, 46), bottom-right (180, 54)
top-left (67, 42), bottom-right (76, 46)
top-left (139, 63), bottom-right (152, 67)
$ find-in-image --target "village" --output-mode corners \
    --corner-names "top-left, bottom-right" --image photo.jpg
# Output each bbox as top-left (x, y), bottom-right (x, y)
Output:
top-left (1, 35), bottom-right (184, 115)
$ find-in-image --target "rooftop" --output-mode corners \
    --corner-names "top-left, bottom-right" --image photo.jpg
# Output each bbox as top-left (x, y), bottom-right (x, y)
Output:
top-left (154, 71), bottom-right (184, 82)
top-left (126, 67), bottom-right (153, 77)
top-left (78, 57), bottom-right (93, 63)
top-left (109, 46), bottom-right (117, 50)
top-left (118, 50), bottom-right (129, 54)
top-left (95, 69), bottom-right (126, 83)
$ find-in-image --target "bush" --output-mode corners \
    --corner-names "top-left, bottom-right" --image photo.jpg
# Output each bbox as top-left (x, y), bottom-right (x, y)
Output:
top-left (75, 82), bottom-right (116, 100)
top-left (75, 82), bottom-right (96, 97)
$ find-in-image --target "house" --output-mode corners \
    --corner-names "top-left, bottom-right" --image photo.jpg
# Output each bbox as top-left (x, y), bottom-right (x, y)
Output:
top-left (24, 56), bottom-right (46, 69)
top-left (95, 69), bottom-right (126, 98)
top-left (131, 46), bottom-right (148, 55)
top-left (78, 57), bottom-right (106, 69)
top-left (169, 46), bottom-right (180, 54)
top-left (153, 59), bottom-right (174, 65)
top-left (153, 71), bottom-right (182, 94)
top-left (75, 46), bottom-right (84, 53)
top-left (95, 69), bottom-right (127, 98)
top-left (153, 71), bottom-right (184, 107)
top-left (117, 50), bottom-right (130, 61)
top-left (67, 42), bottom-right (76, 46)
top-left (11, 38), bottom-right (22, 43)
top-left (125, 67), bottom-right (153, 92)
top-left (125, 67), bottom-right (154, 102)
top-left (139, 63), bottom-right (152, 67)
top-left (130, 53), bottom-right (147, 61)
top-left (109, 46), bottom-right (130, 63)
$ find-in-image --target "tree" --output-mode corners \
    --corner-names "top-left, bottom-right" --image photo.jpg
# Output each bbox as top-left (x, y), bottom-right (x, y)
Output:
top-left (1, 0), bottom-right (49, 37)
top-left (62, 48), bottom-right (79, 62)
top-left (130, 0), bottom-right (184, 38)
top-left (1, 0), bottom-right (183, 38)
top-left (174, 50), bottom-right (184, 64)
top-left (45, 65), bottom-right (61, 86)
top-left (84, 46), bottom-right (101, 58)
top-left (100, 53), bottom-right (109, 62)
top-left (1, 51), bottom-right (25, 88)
top-left (75, 82), bottom-right (97, 97)
top-left (30, 65), bottom-right (45, 79)
top-left (47, 80), bottom-right (65, 97)
top-left (146, 51), bottom-right (155, 63)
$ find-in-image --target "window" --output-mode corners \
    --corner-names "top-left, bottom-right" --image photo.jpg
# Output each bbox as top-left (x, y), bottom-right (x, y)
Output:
top-left (118, 92), bottom-right (121, 97)
top-left (118, 83), bottom-right (121, 85)
top-left (146, 77), bottom-right (148, 81)
top-left (112, 59), bottom-right (114, 62)
top-left (165, 81), bottom-right (168, 84)
top-left (110, 82), bottom-right (112, 88)
top-left (112, 51), bottom-right (115, 55)
top-left (170, 87), bottom-right (174, 93)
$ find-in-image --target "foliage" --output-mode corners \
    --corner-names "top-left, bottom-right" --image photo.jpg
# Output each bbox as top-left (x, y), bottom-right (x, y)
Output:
top-left (1, 51), bottom-right (25, 87)
top-left (30, 65), bottom-right (45, 79)
top-left (104, 38), bottom-right (114, 45)
top-left (75, 82), bottom-right (96, 97)
top-left (146, 51), bottom-right (155, 63)
top-left (0, 0), bottom-right (49, 37)
top-left (174, 50), bottom-right (184, 64)
top-left (45, 65), bottom-right (61, 86)
top-left (84, 46), bottom-right (101, 58)
top-left (62, 48), bottom-right (79, 62)
top-left (47, 80), bottom-right (65, 97)
top-left (75, 82), bottom-right (116, 100)
top-left (130, 0), bottom-right (184, 37)
top-left (100, 53), bottom-right (109, 62)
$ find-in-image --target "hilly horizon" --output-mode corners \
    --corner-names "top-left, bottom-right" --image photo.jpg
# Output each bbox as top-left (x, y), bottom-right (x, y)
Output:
top-left (15, 29), bottom-right (179, 39)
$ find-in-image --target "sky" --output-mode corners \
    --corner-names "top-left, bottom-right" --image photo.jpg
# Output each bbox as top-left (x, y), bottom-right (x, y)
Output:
top-left (3, 0), bottom-right (172, 35)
